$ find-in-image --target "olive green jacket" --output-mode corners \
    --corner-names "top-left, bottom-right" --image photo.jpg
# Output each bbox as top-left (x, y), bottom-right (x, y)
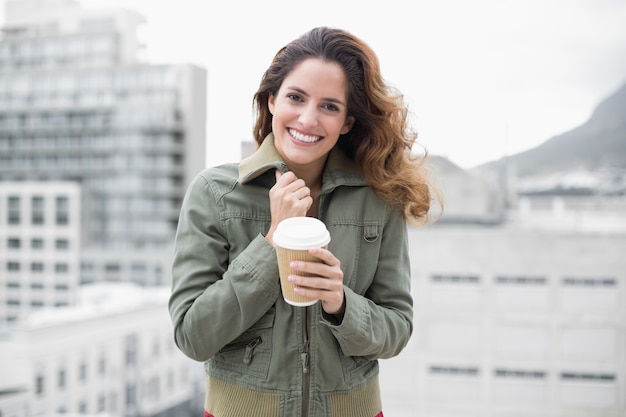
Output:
top-left (169, 134), bottom-right (413, 417)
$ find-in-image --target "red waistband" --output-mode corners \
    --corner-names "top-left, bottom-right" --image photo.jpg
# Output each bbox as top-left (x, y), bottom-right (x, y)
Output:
top-left (205, 412), bottom-right (383, 417)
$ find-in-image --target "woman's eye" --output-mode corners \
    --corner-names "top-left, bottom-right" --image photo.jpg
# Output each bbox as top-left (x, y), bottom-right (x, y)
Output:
top-left (287, 94), bottom-right (303, 102)
top-left (322, 103), bottom-right (340, 112)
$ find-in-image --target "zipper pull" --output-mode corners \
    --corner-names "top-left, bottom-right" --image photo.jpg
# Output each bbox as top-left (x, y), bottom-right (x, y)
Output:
top-left (301, 352), bottom-right (309, 374)
top-left (243, 337), bottom-right (261, 365)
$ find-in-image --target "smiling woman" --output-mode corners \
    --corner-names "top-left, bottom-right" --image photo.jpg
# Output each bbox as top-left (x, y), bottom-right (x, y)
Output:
top-left (168, 26), bottom-right (437, 417)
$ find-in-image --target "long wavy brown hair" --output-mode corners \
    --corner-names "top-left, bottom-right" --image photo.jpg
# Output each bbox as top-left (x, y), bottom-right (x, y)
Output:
top-left (253, 27), bottom-right (437, 225)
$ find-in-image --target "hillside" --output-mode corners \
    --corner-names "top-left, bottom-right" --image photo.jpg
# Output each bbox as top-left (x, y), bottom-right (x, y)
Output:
top-left (477, 81), bottom-right (626, 195)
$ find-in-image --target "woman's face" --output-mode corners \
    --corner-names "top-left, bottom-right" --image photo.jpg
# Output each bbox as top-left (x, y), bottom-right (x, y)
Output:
top-left (268, 58), bottom-right (354, 173)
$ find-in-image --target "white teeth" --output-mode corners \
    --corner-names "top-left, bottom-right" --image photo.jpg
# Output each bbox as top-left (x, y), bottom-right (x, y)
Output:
top-left (289, 129), bottom-right (321, 143)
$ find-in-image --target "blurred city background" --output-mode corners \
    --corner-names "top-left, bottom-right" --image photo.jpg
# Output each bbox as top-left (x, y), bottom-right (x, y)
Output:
top-left (0, 1), bottom-right (624, 417)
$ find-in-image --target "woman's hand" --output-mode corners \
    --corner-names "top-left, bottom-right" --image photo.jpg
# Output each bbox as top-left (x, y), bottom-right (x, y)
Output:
top-left (265, 170), bottom-right (312, 245)
top-left (288, 247), bottom-right (345, 317)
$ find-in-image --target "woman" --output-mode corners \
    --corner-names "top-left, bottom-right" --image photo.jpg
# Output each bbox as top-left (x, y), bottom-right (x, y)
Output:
top-left (169, 26), bottom-right (435, 417)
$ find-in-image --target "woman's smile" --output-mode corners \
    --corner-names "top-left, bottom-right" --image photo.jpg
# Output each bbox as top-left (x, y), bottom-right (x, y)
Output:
top-left (288, 128), bottom-right (322, 144)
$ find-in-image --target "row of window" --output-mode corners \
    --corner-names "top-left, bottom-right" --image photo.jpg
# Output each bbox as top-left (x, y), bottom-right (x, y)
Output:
top-left (5, 195), bottom-right (70, 225)
top-left (0, 66), bottom-right (172, 94)
top-left (5, 261), bottom-right (71, 273)
top-left (6, 281), bottom-right (72, 290)
top-left (0, 155), bottom-right (183, 176)
top-left (430, 274), bottom-right (617, 287)
top-left (7, 237), bottom-right (70, 249)
top-left (0, 129), bottom-right (182, 148)
top-left (429, 366), bottom-right (616, 382)
top-left (0, 32), bottom-right (116, 60)
top-left (0, 89), bottom-right (178, 111)
top-left (6, 299), bottom-right (70, 307)
top-left (0, 53), bottom-right (114, 71)
top-left (0, 106), bottom-right (179, 130)
top-left (35, 369), bottom-right (184, 415)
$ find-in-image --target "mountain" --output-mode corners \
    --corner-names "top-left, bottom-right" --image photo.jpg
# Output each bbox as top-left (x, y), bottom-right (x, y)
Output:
top-left (476, 81), bottom-right (626, 195)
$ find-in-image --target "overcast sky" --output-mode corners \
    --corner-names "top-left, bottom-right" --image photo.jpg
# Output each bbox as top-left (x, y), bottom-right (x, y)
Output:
top-left (4, 0), bottom-right (626, 168)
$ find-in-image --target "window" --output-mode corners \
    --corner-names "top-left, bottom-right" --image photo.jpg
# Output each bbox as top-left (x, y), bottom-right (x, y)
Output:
top-left (495, 276), bottom-right (547, 286)
top-left (561, 372), bottom-right (615, 382)
top-left (31, 238), bottom-right (44, 249)
top-left (7, 237), bottom-right (21, 248)
top-left (79, 362), bottom-right (87, 381)
top-left (31, 262), bottom-right (44, 272)
top-left (152, 336), bottom-right (160, 357)
top-left (125, 384), bottom-right (137, 407)
top-left (125, 334), bottom-right (137, 366)
top-left (429, 366), bottom-right (480, 376)
top-left (7, 261), bottom-right (20, 272)
top-left (431, 274), bottom-right (480, 284)
top-left (147, 376), bottom-right (160, 400)
top-left (81, 262), bottom-right (94, 272)
top-left (56, 196), bottom-right (69, 225)
top-left (98, 356), bottom-right (106, 375)
top-left (8, 196), bottom-right (20, 224)
top-left (495, 368), bottom-right (546, 380)
top-left (131, 262), bottom-right (146, 272)
top-left (55, 238), bottom-right (69, 249)
top-left (57, 369), bottom-right (66, 389)
top-left (98, 394), bottom-right (106, 412)
top-left (55, 263), bottom-right (69, 273)
top-left (563, 277), bottom-right (616, 287)
top-left (167, 370), bottom-right (174, 390)
top-left (55, 283), bottom-right (69, 291)
top-left (31, 195), bottom-right (45, 225)
top-left (35, 374), bottom-right (44, 395)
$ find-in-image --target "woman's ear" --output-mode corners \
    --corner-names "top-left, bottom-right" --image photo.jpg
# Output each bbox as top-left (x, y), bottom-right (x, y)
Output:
top-left (268, 94), bottom-right (276, 115)
top-left (341, 116), bottom-right (355, 135)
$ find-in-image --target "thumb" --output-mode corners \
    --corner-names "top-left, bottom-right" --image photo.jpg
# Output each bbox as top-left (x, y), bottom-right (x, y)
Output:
top-left (275, 169), bottom-right (282, 182)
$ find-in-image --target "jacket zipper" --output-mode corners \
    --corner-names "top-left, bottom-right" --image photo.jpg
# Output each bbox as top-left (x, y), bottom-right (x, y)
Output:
top-left (219, 336), bottom-right (262, 365)
top-left (301, 306), bottom-right (311, 416)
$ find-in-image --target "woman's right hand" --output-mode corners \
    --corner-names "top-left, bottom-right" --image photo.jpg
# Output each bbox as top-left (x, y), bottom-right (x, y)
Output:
top-left (265, 170), bottom-right (312, 245)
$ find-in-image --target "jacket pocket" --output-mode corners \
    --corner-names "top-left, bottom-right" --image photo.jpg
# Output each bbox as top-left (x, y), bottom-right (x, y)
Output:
top-left (210, 308), bottom-right (275, 379)
top-left (339, 353), bottom-right (379, 383)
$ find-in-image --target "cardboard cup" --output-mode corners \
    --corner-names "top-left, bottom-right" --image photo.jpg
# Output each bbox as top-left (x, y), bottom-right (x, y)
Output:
top-left (273, 217), bottom-right (331, 307)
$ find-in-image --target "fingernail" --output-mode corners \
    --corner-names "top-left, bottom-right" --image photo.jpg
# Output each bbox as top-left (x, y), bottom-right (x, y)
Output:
top-left (290, 261), bottom-right (299, 269)
top-left (288, 276), bottom-right (296, 282)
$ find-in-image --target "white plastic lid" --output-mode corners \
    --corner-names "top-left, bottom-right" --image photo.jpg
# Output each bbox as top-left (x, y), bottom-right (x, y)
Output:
top-left (273, 217), bottom-right (330, 250)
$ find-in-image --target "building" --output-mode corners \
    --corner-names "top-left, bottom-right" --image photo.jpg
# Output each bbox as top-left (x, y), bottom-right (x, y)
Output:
top-left (0, 0), bottom-right (206, 284)
top-left (379, 194), bottom-right (626, 417)
top-left (0, 181), bottom-right (81, 325)
top-left (0, 282), bottom-right (204, 417)
top-left (0, 1), bottom-right (207, 416)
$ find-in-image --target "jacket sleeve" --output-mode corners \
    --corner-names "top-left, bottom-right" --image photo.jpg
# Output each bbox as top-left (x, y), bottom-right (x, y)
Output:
top-left (321, 207), bottom-right (413, 360)
top-left (168, 173), bottom-right (280, 362)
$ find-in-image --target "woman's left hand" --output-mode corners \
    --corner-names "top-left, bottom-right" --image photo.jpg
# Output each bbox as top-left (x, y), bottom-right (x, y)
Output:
top-left (288, 247), bottom-right (345, 317)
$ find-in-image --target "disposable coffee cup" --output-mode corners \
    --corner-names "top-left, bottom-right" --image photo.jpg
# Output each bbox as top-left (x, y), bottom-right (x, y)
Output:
top-left (273, 217), bottom-right (331, 306)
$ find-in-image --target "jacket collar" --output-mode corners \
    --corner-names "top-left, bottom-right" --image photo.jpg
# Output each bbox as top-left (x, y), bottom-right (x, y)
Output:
top-left (238, 133), bottom-right (367, 189)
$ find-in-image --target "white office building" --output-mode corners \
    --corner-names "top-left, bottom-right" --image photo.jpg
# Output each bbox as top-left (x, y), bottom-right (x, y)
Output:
top-left (380, 193), bottom-right (626, 417)
top-left (0, 0), bottom-right (206, 284)
top-left (0, 282), bottom-right (204, 417)
top-left (0, 181), bottom-right (81, 325)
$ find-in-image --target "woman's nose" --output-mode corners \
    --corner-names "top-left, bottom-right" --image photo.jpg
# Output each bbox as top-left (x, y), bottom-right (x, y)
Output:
top-left (298, 104), bottom-right (319, 128)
